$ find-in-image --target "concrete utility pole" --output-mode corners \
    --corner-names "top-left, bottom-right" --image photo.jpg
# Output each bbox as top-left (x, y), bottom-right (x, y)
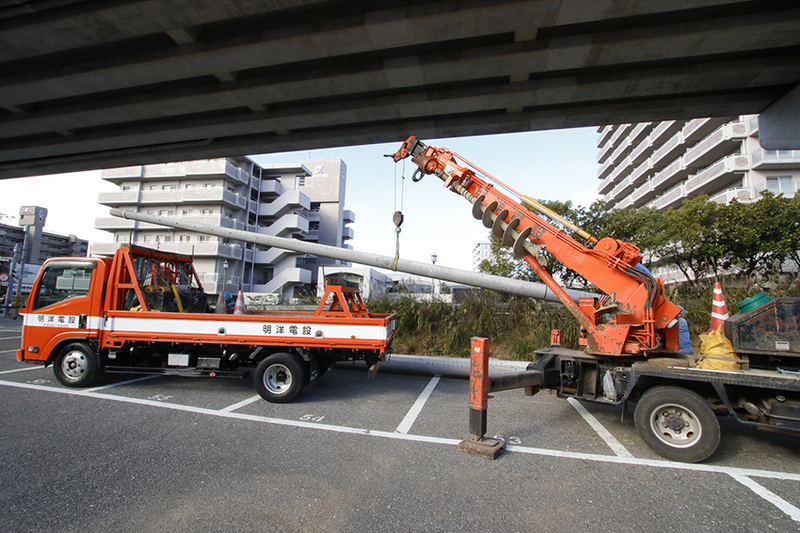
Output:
top-left (109, 209), bottom-right (594, 303)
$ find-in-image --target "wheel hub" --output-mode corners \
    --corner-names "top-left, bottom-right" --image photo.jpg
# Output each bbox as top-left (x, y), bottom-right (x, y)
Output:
top-left (62, 352), bottom-right (87, 380)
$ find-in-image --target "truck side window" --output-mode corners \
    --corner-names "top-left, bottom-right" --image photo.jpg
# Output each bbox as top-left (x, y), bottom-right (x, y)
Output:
top-left (32, 263), bottom-right (94, 311)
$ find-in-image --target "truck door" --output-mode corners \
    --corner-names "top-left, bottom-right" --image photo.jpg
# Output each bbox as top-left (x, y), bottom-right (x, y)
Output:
top-left (21, 260), bottom-right (98, 363)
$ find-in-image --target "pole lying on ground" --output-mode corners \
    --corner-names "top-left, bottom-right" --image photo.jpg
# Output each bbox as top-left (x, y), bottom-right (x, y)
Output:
top-left (108, 208), bottom-right (595, 303)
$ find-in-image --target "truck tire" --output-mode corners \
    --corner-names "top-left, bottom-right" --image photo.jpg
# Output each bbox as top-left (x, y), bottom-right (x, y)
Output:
top-left (254, 353), bottom-right (308, 403)
top-left (634, 386), bottom-right (720, 463)
top-left (53, 342), bottom-right (98, 388)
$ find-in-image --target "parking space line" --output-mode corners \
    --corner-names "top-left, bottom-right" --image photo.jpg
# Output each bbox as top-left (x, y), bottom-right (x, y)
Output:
top-left (395, 375), bottom-right (440, 434)
top-left (728, 473), bottom-right (800, 522)
top-left (567, 397), bottom-right (633, 458)
top-left (0, 366), bottom-right (40, 375)
top-left (85, 375), bottom-right (160, 392)
top-left (1, 377), bottom-right (798, 523)
top-left (220, 394), bottom-right (262, 413)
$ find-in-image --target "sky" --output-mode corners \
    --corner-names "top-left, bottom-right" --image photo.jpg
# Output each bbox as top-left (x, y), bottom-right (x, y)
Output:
top-left (0, 128), bottom-right (600, 269)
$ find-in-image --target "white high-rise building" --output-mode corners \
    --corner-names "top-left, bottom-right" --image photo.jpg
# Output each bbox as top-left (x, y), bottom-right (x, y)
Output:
top-left (93, 157), bottom-right (354, 301)
top-left (597, 115), bottom-right (800, 211)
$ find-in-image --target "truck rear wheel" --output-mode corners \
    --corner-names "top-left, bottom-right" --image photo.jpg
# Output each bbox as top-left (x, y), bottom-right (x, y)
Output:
top-left (634, 386), bottom-right (720, 463)
top-left (254, 353), bottom-right (308, 403)
top-left (53, 342), bottom-right (98, 388)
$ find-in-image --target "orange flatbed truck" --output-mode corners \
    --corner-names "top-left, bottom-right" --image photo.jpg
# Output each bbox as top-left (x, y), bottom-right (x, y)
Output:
top-left (16, 245), bottom-right (395, 403)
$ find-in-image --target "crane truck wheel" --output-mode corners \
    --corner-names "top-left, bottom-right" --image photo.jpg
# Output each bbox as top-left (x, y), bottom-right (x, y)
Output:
top-left (53, 342), bottom-right (98, 387)
top-left (634, 386), bottom-right (720, 463)
top-left (254, 353), bottom-right (308, 403)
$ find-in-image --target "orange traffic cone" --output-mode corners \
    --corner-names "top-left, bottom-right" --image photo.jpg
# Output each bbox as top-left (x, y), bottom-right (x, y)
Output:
top-left (233, 290), bottom-right (247, 315)
top-left (710, 282), bottom-right (729, 331)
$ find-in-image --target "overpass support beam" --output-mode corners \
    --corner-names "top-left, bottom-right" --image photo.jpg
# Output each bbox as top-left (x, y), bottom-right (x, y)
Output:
top-left (759, 84), bottom-right (800, 150)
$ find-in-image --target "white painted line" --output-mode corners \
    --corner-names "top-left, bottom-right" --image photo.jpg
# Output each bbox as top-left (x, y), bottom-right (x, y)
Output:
top-left (84, 375), bottom-right (160, 392)
top-left (0, 335), bottom-right (20, 340)
top-left (0, 349), bottom-right (19, 354)
top-left (220, 394), bottom-right (262, 413)
top-left (568, 397), bottom-right (634, 458)
top-left (395, 375), bottom-right (441, 434)
top-left (0, 365), bottom-right (41, 375)
top-left (1, 377), bottom-right (799, 521)
top-left (728, 473), bottom-right (800, 523)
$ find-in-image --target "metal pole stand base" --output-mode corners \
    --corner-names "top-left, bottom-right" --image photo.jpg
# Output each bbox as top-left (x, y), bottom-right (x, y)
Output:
top-left (457, 436), bottom-right (505, 460)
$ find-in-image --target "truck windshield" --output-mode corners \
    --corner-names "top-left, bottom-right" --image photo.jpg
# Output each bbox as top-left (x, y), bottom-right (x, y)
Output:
top-left (32, 263), bottom-right (94, 311)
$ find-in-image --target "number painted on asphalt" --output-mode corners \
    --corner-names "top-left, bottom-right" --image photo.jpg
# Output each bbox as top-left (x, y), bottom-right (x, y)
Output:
top-left (300, 414), bottom-right (325, 422)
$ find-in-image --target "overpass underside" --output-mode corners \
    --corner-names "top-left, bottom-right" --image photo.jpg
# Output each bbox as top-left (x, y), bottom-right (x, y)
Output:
top-left (1, 0), bottom-right (799, 179)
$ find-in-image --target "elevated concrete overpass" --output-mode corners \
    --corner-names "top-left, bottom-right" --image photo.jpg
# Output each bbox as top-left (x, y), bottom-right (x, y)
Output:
top-left (1, 0), bottom-right (799, 179)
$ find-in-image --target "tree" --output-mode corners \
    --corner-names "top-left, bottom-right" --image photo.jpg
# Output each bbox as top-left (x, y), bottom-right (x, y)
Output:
top-left (658, 195), bottom-right (722, 284)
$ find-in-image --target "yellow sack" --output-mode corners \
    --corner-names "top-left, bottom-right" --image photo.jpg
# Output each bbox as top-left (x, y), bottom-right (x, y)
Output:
top-left (696, 329), bottom-right (741, 371)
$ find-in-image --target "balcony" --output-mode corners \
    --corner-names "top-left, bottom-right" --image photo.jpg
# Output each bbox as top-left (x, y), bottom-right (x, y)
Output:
top-left (596, 125), bottom-right (615, 148)
top-left (342, 226), bottom-right (355, 241)
top-left (97, 190), bottom-right (141, 206)
top-left (684, 155), bottom-right (749, 196)
top-left (683, 122), bottom-right (748, 169)
top-left (152, 242), bottom-right (243, 259)
top-left (609, 137), bottom-right (633, 165)
top-left (649, 120), bottom-right (683, 146)
top-left (629, 122), bottom-right (652, 145)
top-left (629, 136), bottom-right (653, 167)
top-left (629, 159), bottom-right (655, 188)
top-left (649, 131), bottom-right (686, 168)
top-left (681, 117), bottom-right (731, 143)
top-left (343, 210), bottom-right (355, 224)
top-left (709, 188), bottom-right (754, 205)
top-left (598, 173), bottom-right (617, 195)
top-left (100, 166), bottom-right (145, 182)
top-left (611, 176), bottom-right (635, 200)
top-left (95, 216), bottom-right (137, 230)
top-left (260, 179), bottom-right (282, 196)
top-left (651, 184), bottom-right (687, 211)
top-left (89, 242), bottom-right (122, 256)
top-left (651, 157), bottom-right (691, 192)
top-left (630, 180), bottom-right (657, 206)
top-left (608, 124), bottom-right (633, 149)
top-left (750, 148), bottom-right (800, 169)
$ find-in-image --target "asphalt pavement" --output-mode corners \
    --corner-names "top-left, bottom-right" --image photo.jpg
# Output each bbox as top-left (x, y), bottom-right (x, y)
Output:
top-left (1, 317), bottom-right (799, 533)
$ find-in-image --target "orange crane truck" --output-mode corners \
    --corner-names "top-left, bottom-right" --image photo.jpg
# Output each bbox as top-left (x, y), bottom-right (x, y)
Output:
top-left (16, 245), bottom-right (395, 403)
top-left (390, 136), bottom-right (800, 462)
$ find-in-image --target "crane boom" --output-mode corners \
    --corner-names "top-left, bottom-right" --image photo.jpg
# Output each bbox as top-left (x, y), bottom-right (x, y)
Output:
top-left (389, 136), bottom-right (681, 356)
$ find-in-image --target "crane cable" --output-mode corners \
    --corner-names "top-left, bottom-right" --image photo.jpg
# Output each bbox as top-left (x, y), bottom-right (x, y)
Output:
top-left (391, 160), bottom-right (406, 271)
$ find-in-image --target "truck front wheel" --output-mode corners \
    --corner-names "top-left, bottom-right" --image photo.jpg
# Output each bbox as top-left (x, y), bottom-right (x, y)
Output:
top-left (254, 353), bottom-right (308, 403)
top-left (53, 342), bottom-right (98, 387)
top-left (634, 386), bottom-right (720, 463)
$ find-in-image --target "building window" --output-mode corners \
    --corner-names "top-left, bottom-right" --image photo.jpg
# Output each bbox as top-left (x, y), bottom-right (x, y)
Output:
top-left (182, 209), bottom-right (193, 215)
top-left (150, 185), bottom-right (158, 191)
top-left (766, 176), bottom-right (794, 195)
top-left (295, 176), bottom-right (306, 189)
top-left (198, 236), bottom-right (207, 242)
top-left (162, 236), bottom-right (172, 243)
top-left (143, 235), bottom-right (152, 243)
top-left (201, 209), bottom-right (213, 215)
top-left (161, 184), bottom-right (174, 191)
top-left (180, 235), bottom-right (191, 242)
top-left (158, 210), bottom-right (174, 216)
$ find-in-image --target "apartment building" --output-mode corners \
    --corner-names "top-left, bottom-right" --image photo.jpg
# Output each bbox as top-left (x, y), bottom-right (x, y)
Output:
top-left (0, 207), bottom-right (87, 264)
top-left (94, 157), bottom-right (354, 301)
top-left (597, 115), bottom-right (800, 211)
